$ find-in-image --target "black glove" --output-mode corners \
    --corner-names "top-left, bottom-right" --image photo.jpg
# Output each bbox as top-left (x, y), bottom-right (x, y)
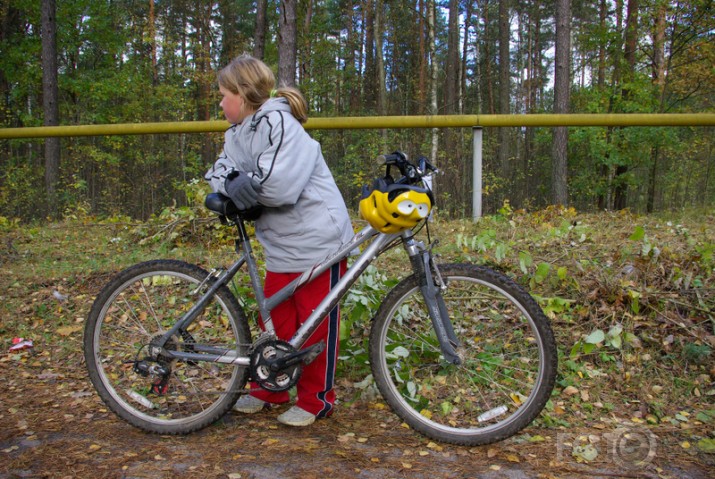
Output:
top-left (225, 173), bottom-right (262, 210)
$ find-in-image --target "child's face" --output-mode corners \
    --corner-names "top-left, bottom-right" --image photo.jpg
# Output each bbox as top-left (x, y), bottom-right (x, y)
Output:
top-left (219, 85), bottom-right (253, 124)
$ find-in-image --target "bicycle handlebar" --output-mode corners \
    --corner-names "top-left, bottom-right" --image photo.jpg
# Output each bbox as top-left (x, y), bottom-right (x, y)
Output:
top-left (376, 151), bottom-right (438, 186)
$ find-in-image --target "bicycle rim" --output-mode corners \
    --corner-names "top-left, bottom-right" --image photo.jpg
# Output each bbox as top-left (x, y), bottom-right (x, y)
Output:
top-left (370, 264), bottom-right (556, 445)
top-left (85, 261), bottom-right (249, 433)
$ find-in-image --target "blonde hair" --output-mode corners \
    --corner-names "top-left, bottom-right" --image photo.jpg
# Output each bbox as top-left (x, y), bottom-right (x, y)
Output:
top-left (218, 54), bottom-right (308, 124)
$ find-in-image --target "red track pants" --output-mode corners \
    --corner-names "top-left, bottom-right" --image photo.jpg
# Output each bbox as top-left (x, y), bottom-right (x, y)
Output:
top-left (249, 260), bottom-right (346, 417)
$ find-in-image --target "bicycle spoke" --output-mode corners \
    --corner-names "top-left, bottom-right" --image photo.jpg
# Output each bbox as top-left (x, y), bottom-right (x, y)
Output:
top-left (371, 264), bottom-right (556, 445)
top-left (85, 261), bottom-right (250, 434)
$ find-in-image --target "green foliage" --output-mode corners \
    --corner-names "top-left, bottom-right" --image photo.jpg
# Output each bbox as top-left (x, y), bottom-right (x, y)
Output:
top-left (0, 1), bottom-right (713, 221)
top-left (338, 265), bottom-right (397, 380)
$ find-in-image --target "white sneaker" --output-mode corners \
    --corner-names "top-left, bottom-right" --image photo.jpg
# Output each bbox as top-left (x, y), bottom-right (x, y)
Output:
top-left (232, 395), bottom-right (266, 414)
top-left (277, 406), bottom-right (316, 427)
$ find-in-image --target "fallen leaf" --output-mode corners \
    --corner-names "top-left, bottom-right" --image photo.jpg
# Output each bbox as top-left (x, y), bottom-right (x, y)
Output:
top-left (572, 444), bottom-right (598, 463)
top-left (57, 325), bottom-right (82, 336)
top-left (697, 438), bottom-right (715, 453)
top-left (562, 386), bottom-right (579, 396)
top-left (337, 433), bottom-right (355, 443)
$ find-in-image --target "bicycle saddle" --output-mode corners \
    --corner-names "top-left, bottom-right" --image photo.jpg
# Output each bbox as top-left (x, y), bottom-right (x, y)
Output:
top-left (205, 193), bottom-right (263, 221)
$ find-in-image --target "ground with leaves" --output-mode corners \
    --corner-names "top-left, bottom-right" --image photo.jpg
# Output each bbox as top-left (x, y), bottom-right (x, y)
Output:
top-left (0, 207), bottom-right (713, 478)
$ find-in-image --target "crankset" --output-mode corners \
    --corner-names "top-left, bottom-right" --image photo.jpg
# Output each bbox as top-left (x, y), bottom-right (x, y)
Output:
top-left (249, 337), bottom-right (325, 392)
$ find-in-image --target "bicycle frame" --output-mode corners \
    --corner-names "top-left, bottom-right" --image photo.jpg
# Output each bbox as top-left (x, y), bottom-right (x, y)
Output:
top-left (155, 212), bottom-right (461, 368)
top-left (152, 220), bottom-right (386, 362)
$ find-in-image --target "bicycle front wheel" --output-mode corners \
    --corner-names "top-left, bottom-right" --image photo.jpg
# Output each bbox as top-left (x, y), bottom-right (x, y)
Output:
top-left (370, 263), bottom-right (557, 446)
top-left (84, 260), bottom-right (251, 434)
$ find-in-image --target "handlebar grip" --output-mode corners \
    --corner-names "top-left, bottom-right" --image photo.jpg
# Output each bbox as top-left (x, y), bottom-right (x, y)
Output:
top-left (376, 151), bottom-right (407, 165)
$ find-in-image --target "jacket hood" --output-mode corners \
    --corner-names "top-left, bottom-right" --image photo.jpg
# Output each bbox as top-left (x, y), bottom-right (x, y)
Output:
top-left (248, 98), bottom-right (292, 128)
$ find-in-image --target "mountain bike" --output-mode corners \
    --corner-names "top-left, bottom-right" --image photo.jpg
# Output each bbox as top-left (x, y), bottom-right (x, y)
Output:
top-left (83, 152), bottom-right (557, 446)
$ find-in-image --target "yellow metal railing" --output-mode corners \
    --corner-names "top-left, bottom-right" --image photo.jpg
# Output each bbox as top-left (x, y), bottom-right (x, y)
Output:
top-left (0, 113), bottom-right (713, 139)
top-left (2, 113), bottom-right (713, 219)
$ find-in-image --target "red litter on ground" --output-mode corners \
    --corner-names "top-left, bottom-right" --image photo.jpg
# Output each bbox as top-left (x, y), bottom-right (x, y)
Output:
top-left (9, 337), bottom-right (33, 352)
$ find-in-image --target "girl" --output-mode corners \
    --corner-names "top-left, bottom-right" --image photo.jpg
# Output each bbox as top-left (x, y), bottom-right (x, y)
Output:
top-left (205, 54), bottom-right (353, 426)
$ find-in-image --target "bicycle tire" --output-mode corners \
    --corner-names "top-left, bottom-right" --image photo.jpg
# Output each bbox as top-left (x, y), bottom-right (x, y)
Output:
top-left (369, 263), bottom-right (557, 446)
top-left (84, 260), bottom-right (251, 434)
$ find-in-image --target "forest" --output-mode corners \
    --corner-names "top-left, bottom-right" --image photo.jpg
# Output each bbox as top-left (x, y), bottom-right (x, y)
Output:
top-left (0, 0), bottom-right (713, 220)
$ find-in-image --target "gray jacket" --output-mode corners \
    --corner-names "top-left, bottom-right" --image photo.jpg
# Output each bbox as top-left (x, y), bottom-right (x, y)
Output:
top-left (205, 98), bottom-right (353, 272)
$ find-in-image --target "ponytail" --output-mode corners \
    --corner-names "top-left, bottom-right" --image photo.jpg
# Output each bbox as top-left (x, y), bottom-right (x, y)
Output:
top-left (275, 87), bottom-right (308, 124)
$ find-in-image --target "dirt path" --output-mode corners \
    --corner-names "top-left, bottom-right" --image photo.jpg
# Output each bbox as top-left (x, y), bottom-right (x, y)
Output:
top-left (1, 351), bottom-right (712, 479)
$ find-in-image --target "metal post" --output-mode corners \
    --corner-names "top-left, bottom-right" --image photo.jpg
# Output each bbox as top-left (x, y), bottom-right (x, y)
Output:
top-left (472, 127), bottom-right (483, 220)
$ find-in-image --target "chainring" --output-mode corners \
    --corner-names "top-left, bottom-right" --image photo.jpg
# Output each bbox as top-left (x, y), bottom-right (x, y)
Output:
top-left (249, 338), bottom-right (302, 392)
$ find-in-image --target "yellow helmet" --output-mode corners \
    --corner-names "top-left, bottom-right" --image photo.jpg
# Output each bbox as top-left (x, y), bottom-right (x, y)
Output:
top-left (359, 183), bottom-right (433, 234)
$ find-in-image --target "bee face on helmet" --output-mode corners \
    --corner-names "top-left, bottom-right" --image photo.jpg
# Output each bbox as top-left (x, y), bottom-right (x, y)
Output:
top-left (359, 183), bottom-right (433, 234)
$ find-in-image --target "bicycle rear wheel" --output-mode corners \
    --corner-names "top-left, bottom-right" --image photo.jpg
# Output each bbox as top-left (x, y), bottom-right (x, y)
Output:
top-left (84, 260), bottom-right (250, 434)
top-left (369, 263), bottom-right (557, 445)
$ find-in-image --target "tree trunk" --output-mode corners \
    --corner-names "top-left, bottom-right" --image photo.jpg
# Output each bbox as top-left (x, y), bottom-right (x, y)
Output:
top-left (278, 0), bottom-right (298, 86)
top-left (375, 1), bottom-right (386, 117)
top-left (299, 0), bottom-right (313, 84)
top-left (652, 0), bottom-right (667, 100)
top-left (497, 0), bottom-right (511, 193)
top-left (375, 0), bottom-right (387, 146)
top-left (597, 0), bottom-right (607, 88)
top-left (647, 0), bottom-right (667, 213)
top-left (445, 0), bottom-right (459, 114)
top-left (428, 0), bottom-right (439, 164)
top-left (278, 0), bottom-right (297, 86)
top-left (460, 1), bottom-right (472, 114)
top-left (482, 3), bottom-right (495, 114)
top-left (363, 0), bottom-right (376, 110)
top-left (417, 0), bottom-right (426, 113)
top-left (345, 0), bottom-right (359, 111)
top-left (613, 0), bottom-right (638, 210)
top-left (552, 0), bottom-right (571, 207)
top-left (149, 0), bottom-right (158, 84)
top-left (195, 3), bottom-right (213, 165)
top-left (599, 0), bottom-right (623, 210)
top-left (41, 0), bottom-right (60, 217)
top-left (254, 0), bottom-right (268, 59)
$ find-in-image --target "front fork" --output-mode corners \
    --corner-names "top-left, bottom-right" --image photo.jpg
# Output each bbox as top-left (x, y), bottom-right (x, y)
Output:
top-left (403, 236), bottom-right (462, 365)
